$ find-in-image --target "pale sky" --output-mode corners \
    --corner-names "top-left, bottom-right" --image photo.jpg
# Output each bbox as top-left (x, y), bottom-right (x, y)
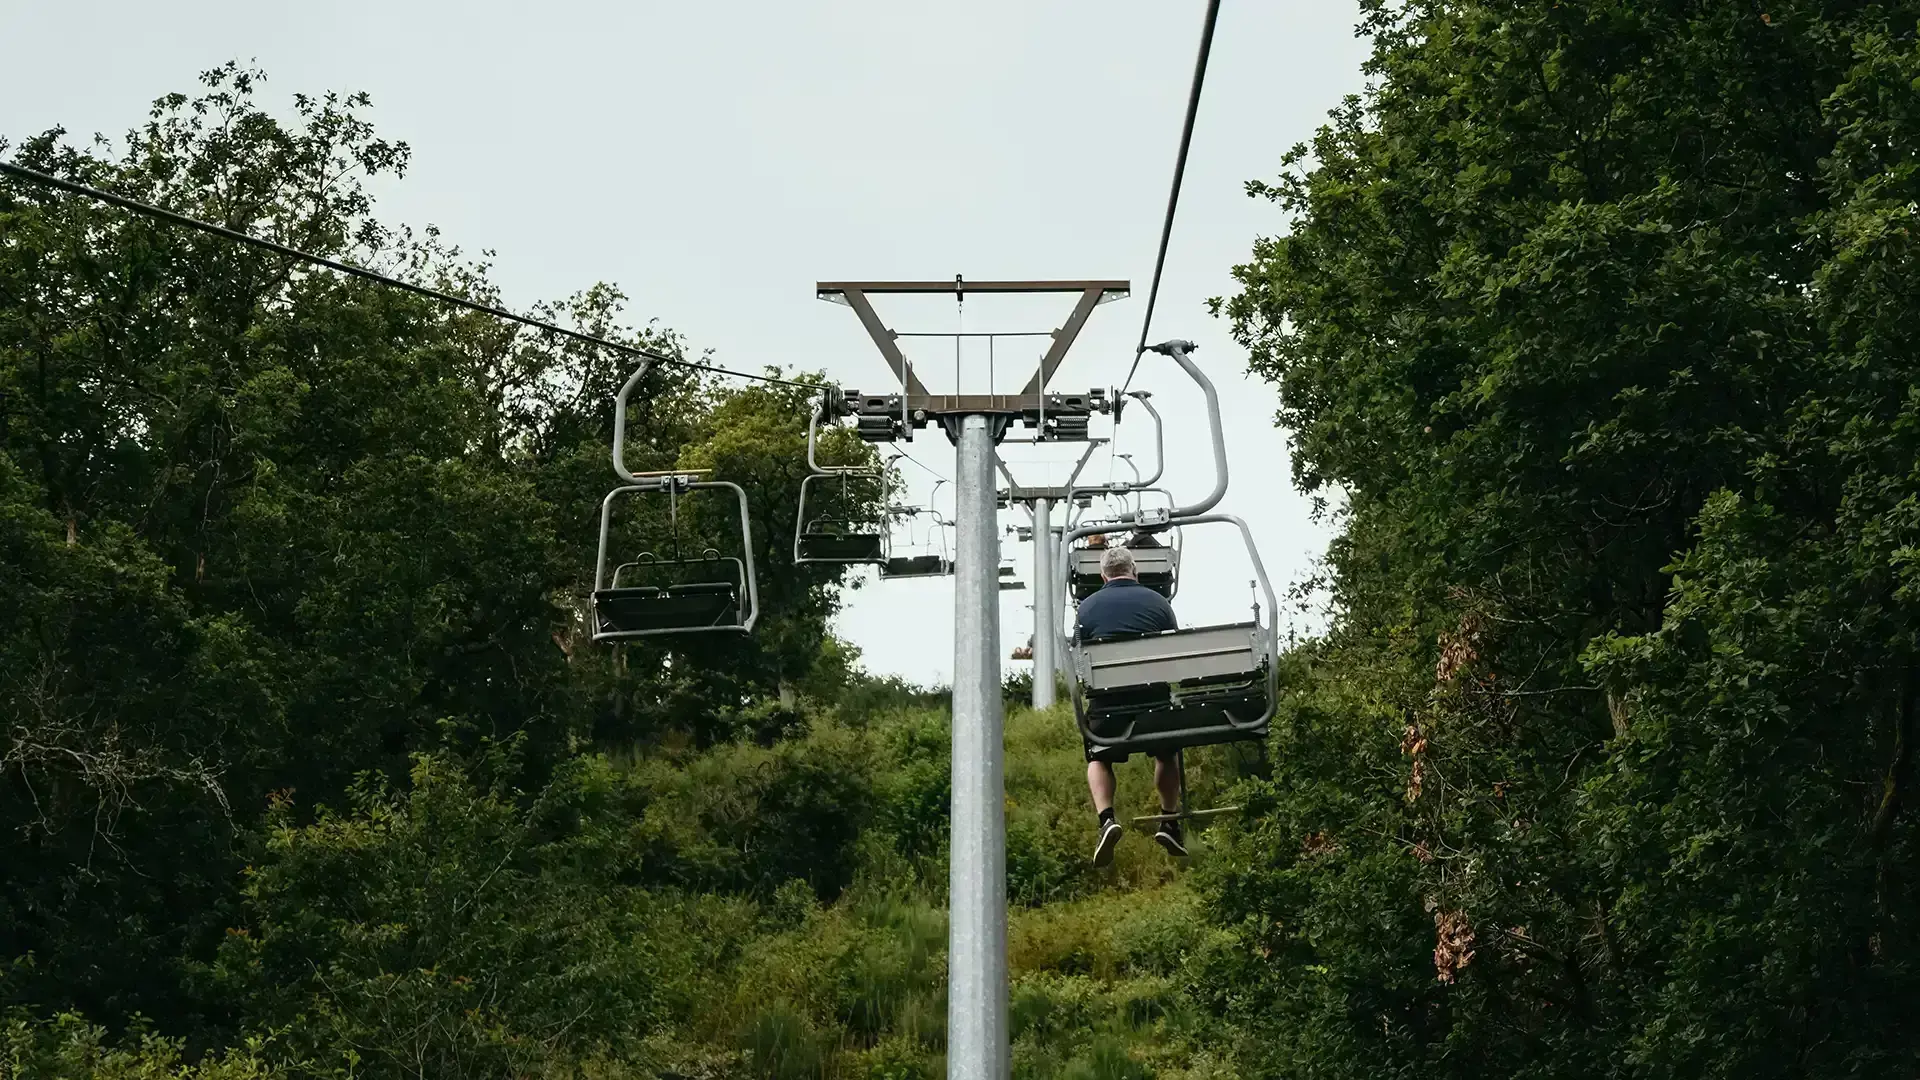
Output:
top-left (1, 1), bottom-right (1370, 685)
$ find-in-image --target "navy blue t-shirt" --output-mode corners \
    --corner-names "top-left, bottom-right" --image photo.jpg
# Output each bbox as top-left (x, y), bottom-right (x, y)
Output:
top-left (1075, 578), bottom-right (1178, 642)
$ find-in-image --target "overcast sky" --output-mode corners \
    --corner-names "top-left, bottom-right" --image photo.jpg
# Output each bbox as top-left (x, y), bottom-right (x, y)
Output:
top-left (1, 0), bottom-right (1370, 685)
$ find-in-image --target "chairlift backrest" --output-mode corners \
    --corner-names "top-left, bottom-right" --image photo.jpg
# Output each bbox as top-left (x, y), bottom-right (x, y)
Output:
top-left (1069, 543), bottom-right (1178, 601)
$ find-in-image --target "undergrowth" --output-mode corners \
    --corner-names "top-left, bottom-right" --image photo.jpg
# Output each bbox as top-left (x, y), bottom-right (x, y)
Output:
top-left (629, 702), bottom-right (1258, 1079)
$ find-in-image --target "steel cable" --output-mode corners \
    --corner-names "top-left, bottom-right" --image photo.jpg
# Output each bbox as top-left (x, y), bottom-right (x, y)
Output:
top-left (0, 160), bottom-right (827, 390)
top-left (1119, 0), bottom-right (1224, 402)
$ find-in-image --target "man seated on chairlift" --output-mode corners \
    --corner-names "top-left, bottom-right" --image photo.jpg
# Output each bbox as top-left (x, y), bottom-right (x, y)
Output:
top-left (1076, 544), bottom-right (1187, 865)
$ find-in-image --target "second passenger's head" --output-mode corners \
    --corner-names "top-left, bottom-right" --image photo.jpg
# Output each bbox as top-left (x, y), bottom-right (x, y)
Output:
top-left (1101, 545), bottom-right (1138, 583)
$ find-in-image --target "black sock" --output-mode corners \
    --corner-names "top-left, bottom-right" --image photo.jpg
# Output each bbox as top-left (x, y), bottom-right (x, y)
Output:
top-left (1098, 808), bottom-right (1116, 827)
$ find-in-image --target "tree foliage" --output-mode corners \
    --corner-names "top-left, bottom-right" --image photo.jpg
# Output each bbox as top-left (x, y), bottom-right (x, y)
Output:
top-left (1206, 2), bottom-right (1920, 1076)
top-left (0, 63), bottom-right (882, 1040)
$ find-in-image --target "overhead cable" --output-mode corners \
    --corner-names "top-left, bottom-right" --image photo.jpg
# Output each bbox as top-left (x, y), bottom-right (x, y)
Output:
top-left (0, 160), bottom-right (825, 390)
top-left (890, 446), bottom-right (951, 486)
top-left (1119, 0), bottom-right (1223, 400)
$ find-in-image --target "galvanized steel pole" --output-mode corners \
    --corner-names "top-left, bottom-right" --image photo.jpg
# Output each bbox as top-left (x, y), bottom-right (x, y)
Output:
top-left (949, 414), bottom-right (1009, 1080)
top-left (1030, 496), bottom-right (1056, 709)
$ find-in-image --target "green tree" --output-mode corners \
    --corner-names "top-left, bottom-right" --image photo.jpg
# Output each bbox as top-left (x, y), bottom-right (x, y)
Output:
top-left (211, 753), bottom-right (658, 1078)
top-left (1208, 3), bottom-right (1920, 1076)
top-left (1, 64), bottom-right (881, 1034)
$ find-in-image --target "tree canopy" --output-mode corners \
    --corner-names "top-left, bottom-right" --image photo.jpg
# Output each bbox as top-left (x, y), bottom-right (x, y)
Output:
top-left (1205, 2), bottom-right (1920, 1076)
top-left (0, 63), bottom-right (884, 1041)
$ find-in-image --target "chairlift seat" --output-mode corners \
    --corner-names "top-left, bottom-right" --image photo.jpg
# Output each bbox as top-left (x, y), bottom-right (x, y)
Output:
top-left (1070, 622), bottom-right (1269, 754)
top-left (1070, 546), bottom-right (1177, 600)
top-left (593, 583), bottom-right (741, 636)
top-left (798, 532), bottom-right (885, 562)
top-left (881, 555), bottom-right (952, 578)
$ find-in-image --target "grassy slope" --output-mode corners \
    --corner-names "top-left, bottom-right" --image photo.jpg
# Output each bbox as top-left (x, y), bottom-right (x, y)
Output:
top-left (636, 703), bottom-right (1252, 1080)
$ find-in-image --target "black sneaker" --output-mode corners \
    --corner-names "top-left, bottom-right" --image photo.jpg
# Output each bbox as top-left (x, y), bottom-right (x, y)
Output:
top-left (1092, 819), bottom-right (1123, 867)
top-left (1153, 818), bottom-right (1188, 858)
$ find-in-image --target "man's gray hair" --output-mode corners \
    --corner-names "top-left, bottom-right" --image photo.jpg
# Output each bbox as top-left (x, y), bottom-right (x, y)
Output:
top-left (1101, 545), bottom-right (1137, 579)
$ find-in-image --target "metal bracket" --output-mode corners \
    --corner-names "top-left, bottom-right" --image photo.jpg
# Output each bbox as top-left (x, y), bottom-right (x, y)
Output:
top-left (1019, 285), bottom-right (1114, 394)
top-left (817, 279), bottom-right (1128, 445)
top-left (993, 438), bottom-right (1107, 504)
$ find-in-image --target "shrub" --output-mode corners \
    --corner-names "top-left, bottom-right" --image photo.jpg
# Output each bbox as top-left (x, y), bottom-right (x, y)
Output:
top-left (212, 754), bottom-right (656, 1078)
top-left (872, 712), bottom-right (951, 868)
top-left (737, 1004), bottom-right (824, 1080)
top-left (1059, 1038), bottom-right (1152, 1080)
top-left (1, 1010), bottom-right (285, 1079)
top-left (1007, 815), bottom-right (1090, 908)
top-left (638, 724), bottom-right (878, 901)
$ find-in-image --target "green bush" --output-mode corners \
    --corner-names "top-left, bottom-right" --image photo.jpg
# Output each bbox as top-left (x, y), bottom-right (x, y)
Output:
top-left (212, 754), bottom-right (657, 1078)
top-left (830, 898), bottom-right (946, 1042)
top-left (858, 1036), bottom-right (940, 1080)
top-left (637, 723), bottom-right (877, 901)
top-left (738, 1004), bottom-right (824, 1080)
top-left (872, 711), bottom-right (951, 869)
top-left (2, 1010), bottom-right (286, 1079)
top-left (1006, 816), bottom-right (1084, 908)
top-left (1059, 1038), bottom-right (1152, 1080)
top-left (1108, 891), bottom-right (1204, 977)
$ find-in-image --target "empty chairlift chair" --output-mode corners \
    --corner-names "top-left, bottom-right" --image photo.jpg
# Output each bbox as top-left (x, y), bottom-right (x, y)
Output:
top-left (880, 507), bottom-right (956, 580)
top-left (594, 530), bottom-right (751, 638)
top-left (999, 559), bottom-right (1027, 592)
top-left (885, 553), bottom-right (953, 578)
top-left (795, 392), bottom-right (889, 566)
top-left (590, 360), bottom-right (761, 641)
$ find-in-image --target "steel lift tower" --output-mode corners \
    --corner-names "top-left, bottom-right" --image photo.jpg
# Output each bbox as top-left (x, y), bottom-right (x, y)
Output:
top-left (817, 278), bottom-right (1127, 1080)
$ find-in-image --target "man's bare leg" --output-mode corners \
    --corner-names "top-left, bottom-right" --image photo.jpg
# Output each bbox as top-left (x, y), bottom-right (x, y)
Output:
top-left (1087, 760), bottom-right (1116, 815)
top-left (1151, 754), bottom-right (1189, 857)
top-left (1152, 754), bottom-right (1181, 812)
top-left (1087, 760), bottom-right (1122, 866)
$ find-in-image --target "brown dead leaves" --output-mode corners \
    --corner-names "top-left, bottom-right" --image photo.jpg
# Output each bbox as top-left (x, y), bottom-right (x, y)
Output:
top-left (1434, 609), bottom-right (1487, 685)
top-left (1433, 909), bottom-right (1476, 983)
top-left (1401, 721), bottom-right (1429, 802)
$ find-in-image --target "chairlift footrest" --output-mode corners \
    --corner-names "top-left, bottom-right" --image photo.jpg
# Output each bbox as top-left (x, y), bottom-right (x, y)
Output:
top-left (1130, 805), bottom-right (1241, 825)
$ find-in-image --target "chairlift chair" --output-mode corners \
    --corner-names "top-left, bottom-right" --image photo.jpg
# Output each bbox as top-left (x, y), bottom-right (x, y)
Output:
top-left (998, 558), bottom-right (1027, 591)
top-left (1060, 515), bottom-right (1277, 825)
top-left (796, 392), bottom-right (889, 565)
top-left (1053, 339), bottom-right (1276, 832)
top-left (880, 507), bottom-right (956, 580)
top-left (1068, 494), bottom-right (1182, 602)
top-left (596, 544), bottom-right (748, 637)
top-left (1068, 532), bottom-right (1179, 601)
top-left (591, 361), bottom-right (760, 640)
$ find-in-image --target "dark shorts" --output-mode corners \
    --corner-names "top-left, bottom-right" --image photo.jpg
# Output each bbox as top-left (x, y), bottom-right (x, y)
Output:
top-left (1083, 737), bottom-right (1173, 766)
